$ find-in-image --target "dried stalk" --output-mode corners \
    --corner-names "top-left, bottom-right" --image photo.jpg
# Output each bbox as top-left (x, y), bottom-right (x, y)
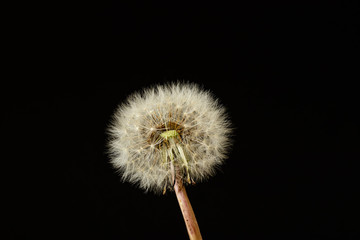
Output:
top-left (174, 178), bottom-right (202, 240)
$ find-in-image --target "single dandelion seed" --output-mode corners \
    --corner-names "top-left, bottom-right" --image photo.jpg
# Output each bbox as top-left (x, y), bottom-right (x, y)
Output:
top-left (107, 82), bottom-right (232, 240)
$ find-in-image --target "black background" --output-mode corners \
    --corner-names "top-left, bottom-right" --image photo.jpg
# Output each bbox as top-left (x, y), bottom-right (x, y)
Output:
top-left (4, 1), bottom-right (359, 239)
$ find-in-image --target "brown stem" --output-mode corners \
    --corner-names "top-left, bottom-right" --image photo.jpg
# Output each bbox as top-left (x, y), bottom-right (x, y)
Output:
top-left (174, 178), bottom-right (202, 240)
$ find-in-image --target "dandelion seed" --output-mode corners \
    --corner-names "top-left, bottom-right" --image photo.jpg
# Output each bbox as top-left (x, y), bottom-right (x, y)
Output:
top-left (107, 82), bottom-right (232, 239)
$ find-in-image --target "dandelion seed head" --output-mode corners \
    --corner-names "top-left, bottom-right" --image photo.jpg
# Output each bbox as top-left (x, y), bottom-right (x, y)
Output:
top-left (108, 82), bottom-right (232, 193)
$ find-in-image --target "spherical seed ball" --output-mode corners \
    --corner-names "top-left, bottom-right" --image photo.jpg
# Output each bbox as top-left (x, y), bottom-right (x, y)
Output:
top-left (107, 82), bottom-right (232, 193)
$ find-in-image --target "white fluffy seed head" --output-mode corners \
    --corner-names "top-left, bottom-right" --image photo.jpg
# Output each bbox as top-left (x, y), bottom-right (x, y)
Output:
top-left (107, 82), bottom-right (232, 194)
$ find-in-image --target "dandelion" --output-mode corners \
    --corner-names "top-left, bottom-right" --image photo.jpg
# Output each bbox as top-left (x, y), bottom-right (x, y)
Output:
top-left (108, 82), bottom-right (232, 239)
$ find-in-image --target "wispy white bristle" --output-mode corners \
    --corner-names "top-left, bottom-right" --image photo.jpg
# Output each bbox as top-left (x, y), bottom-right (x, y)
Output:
top-left (107, 82), bottom-right (232, 193)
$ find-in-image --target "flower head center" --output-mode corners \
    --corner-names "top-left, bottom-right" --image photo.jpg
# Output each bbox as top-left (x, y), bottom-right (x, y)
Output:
top-left (160, 130), bottom-right (179, 140)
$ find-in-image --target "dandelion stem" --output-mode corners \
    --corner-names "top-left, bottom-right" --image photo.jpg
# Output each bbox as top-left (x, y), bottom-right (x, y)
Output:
top-left (174, 177), bottom-right (202, 240)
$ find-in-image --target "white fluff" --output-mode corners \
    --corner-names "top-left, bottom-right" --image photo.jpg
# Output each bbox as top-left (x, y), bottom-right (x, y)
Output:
top-left (107, 82), bottom-right (232, 193)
